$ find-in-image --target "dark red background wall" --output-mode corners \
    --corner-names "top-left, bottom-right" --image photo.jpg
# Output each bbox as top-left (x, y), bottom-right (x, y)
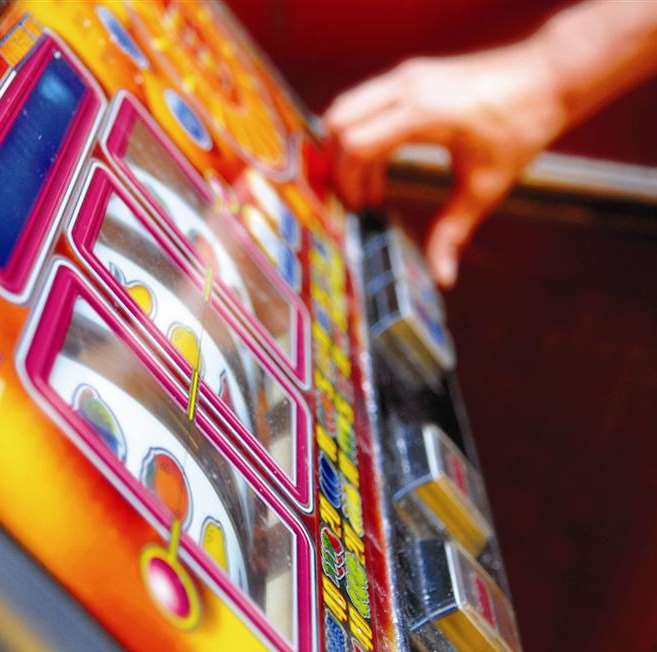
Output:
top-left (226, 3), bottom-right (657, 651)
top-left (227, 0), bottom-right (657, 166)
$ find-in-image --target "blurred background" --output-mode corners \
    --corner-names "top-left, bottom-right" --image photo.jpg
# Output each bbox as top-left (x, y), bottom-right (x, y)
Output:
top-left (226, 2), bottom-right (657, 651)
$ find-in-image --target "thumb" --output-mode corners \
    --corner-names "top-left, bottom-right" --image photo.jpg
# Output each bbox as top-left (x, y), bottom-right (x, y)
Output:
top-left (426, 167), bottom-right (513, 288)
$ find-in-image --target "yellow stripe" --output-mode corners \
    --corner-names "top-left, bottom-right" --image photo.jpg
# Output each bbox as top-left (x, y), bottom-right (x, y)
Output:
top-left (186, 368), bottom-right (201, 421)
top-left (167, 519), bottom-right (182, 559)
top-left (185, 267), bottom-right (212, 421)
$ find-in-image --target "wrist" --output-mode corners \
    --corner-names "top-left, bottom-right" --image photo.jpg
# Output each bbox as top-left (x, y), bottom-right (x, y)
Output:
top-left (521, 31), bottom-right (570, 144)
top-left (499, 35), bottom-right (569, 154)
top-left (532, 1), bottom-right (657, 131)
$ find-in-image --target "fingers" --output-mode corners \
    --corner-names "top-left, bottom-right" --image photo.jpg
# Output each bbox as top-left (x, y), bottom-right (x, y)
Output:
top-left (339, 104), bottom-right (412, 157)
top-left (327, 103), bottom-right (414, 210)
top-left (426, 168), bottom-right (513, 288)
top-left (325, 71), bottom-right (399, 130)
top-left (365, 158), bottom-right (387, 206)
top-left (324, 68), bottom-right (414, 210)
top-left (335, 145), bottom-right (368, 209)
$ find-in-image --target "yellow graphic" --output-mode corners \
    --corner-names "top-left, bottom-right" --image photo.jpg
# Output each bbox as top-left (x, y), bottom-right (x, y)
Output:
top-left (125, 281), bottom-right (155, 317)
top-left (169, 323), bottom-right (201, 369)
top-left (202, 519), bottom-right (229, 572)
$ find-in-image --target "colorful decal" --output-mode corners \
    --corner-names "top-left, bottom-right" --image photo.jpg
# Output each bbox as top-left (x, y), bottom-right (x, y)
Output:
top-left (141, 447), bottom-right (193, 528)
top-left (73, 384), bottom-right (127, 462)
top-left (319, 452), bottom-right (342, 510)
top-left (310, 233), bottom-right (374, 651)
top-left (164, 88), bottom-right (213, 152)
top-left (345, 554), bottom-right (370, 620)
top-left (201, 517), bottom-right (229, 572)
top-left (351, 639), bottom-right (366, 652)
top-left (95, 6), bottom-right (149, 70)
top-left (325, 610), bottom-right (349, 652)
top-left (342, 484), bottom-right (364, 539)
top-left (109, 263), bottom-right (156, 318)
top-left (140, 520), bottom-right (202, 630)
top-left (321, 526), bottom-right (345, 587)
top-left (168, 323), bottom-right (202, 371)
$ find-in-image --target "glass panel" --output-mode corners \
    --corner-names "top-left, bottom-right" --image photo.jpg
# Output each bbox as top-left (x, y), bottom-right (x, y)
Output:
top-left (120, 116), bottom-right (294, 360)
top-left (0, 55), bottom-right (85, 268)
top-left (93, 191), bottom-right (296, 478)
top-left (47, 293), bottom-right (296, 642)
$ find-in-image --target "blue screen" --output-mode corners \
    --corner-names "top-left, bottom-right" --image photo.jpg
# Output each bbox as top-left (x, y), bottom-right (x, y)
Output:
top-left (0, 55), bottom-right (86, 269)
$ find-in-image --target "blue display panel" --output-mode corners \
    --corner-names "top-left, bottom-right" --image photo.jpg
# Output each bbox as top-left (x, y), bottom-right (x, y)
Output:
top-left (0, 55), bottom-right (85, 269)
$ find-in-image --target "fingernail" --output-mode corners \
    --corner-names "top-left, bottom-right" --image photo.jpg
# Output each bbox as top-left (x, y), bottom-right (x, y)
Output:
top-left (436, 255), bottom-right (457, 288)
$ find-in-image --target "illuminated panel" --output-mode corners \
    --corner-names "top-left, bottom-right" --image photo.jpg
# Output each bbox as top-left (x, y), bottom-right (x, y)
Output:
top-left (66, 163), bottom-right (312, 510)
top-left (17, 261), bottom-right (316, 652)
top-left (100, 92), bottom-right (310, 386)
top-left (0, 34), bottom-right (104, 301)
top-left (128, 0), bottom-right (297, 180)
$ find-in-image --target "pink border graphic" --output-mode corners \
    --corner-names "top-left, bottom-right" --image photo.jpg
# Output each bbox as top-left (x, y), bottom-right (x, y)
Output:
top-left (66, 162), bottom-right (313, 511)
top-left (98, 91), bottom-right (310, 388)
top-left (0, 33), bottom-right (104, 301)
top-left (18, 260), bottom-right (316, 652)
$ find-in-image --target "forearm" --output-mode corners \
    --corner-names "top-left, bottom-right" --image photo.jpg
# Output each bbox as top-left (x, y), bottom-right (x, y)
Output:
top-left (534, 0), bottom-right (657, 131)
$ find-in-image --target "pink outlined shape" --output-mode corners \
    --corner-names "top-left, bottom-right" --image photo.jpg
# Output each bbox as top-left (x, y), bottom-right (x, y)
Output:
top-left (0, 32), bottom-right (105, 303)
top-left (98, 91), bottom-right (310, 388)
top-left (66, 161), bottom-right (313, 512)
top-left (16, 259), bottom-right (317, 652)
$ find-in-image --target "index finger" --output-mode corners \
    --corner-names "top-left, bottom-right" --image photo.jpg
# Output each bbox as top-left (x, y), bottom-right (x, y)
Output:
top-left (324, 71), bottom-right (399, 130)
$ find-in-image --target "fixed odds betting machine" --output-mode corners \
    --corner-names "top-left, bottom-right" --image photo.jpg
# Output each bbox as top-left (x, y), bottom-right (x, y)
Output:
top-left (0, 3), bottom-right (521, 651)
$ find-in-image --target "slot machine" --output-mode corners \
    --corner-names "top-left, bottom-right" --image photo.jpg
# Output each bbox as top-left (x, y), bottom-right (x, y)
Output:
top-left (0, 2), bottom-right (522, 651)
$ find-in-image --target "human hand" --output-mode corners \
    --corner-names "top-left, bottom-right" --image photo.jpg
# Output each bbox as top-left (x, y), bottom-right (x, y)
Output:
top-left (324, 41), bottom-right (566, 287)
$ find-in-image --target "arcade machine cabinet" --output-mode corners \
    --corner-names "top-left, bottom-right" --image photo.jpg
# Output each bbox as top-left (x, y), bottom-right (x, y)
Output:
top-left (0, 2), bottom-right (522, 651)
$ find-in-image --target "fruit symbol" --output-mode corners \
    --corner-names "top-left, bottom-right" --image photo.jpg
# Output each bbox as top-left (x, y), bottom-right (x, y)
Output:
top-left (140, 518), bottom-right (202, 631)
top-left (109, 263), bottom-right (156, 318)
top-left (140, 448), bottom-right (218, 621)
top-left (126, 282), bottom-right (155, 317)
top-left (141, 448), bottom-right (192, 528)
top-left (201, 517), bottom-right (228, 572)
top-left (73, 384), bottom-right (127, 462)
top-left (168, 323), bottom-right (202, 370)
